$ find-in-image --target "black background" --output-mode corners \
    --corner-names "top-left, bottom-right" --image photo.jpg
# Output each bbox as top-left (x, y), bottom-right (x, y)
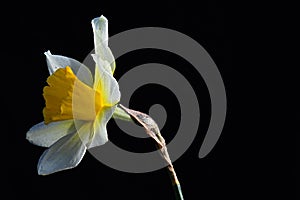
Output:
top-left (4, 1), bottom-right (296, 200)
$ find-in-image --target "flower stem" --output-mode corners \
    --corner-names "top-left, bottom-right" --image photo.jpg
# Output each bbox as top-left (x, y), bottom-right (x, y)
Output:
top-left (118, 104), bottom-right (184, 200)
top-left (167, 165), bottom-right (184, 200)
top-left (155, 135), bottom-right (184, 200)
top-left (112, 106), bottom-right (133, 121)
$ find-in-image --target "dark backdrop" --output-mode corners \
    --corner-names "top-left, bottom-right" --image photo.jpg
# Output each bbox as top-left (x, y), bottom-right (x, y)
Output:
top-left (4, 1), bottom-right (294, 200)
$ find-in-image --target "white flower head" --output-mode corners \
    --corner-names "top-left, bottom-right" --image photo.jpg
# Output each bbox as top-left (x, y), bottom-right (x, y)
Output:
top-left (26, 15), bottom-right (120, 175)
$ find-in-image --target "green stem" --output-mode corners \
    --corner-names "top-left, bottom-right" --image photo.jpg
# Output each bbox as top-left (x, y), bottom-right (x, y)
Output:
top-left (112, 105), bottom-right (133, 121)
top-left (116, 104), bottom-right (184, 200)
top-left (167, 165), bottom-right (184, 200)
top-left (155, 139), bottom-right (184, 200)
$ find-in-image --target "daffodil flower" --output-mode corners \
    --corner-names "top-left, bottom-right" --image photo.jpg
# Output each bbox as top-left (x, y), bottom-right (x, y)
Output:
top-left (26, 15), bottom-right (120, 175)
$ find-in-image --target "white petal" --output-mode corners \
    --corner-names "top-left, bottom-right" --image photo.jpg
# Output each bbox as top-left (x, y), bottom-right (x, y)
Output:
top-left (88, 105), bottom-right (116, 148)
top-left (75, 120), bottom-right (94, 147)
top-left (44, 51), bottom-right (93, 86)
top-left (92, 54), bottom-right (121, 105)
top-left (92, 15), bottom-right (108, 47)
top-left (37, 132), bottom-right (86, 175)
top-left (26, 120), bottom-right (75, 147)
top-left (91, 16), bottom-right (116, 73)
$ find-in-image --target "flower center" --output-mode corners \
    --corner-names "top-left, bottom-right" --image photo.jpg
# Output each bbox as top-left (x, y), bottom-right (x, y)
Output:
top-left (43, 66), bottom-right (102, 124)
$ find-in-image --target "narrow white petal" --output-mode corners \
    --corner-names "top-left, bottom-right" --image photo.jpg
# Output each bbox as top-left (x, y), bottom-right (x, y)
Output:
top-left (92, 15), bottom-right (108, 47)
top-left (91, 16), bottom-right (116, 73)
top-left (44, 51), bottom-right (93, 86)
top-left (92, 54), bottom-right (121, 105)
top-left (26, 120), bottom-right (75, 147)
top-left (88, 105), bottom-right (116, 149)
top-left (37, 132), bottom-right (86, 175)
